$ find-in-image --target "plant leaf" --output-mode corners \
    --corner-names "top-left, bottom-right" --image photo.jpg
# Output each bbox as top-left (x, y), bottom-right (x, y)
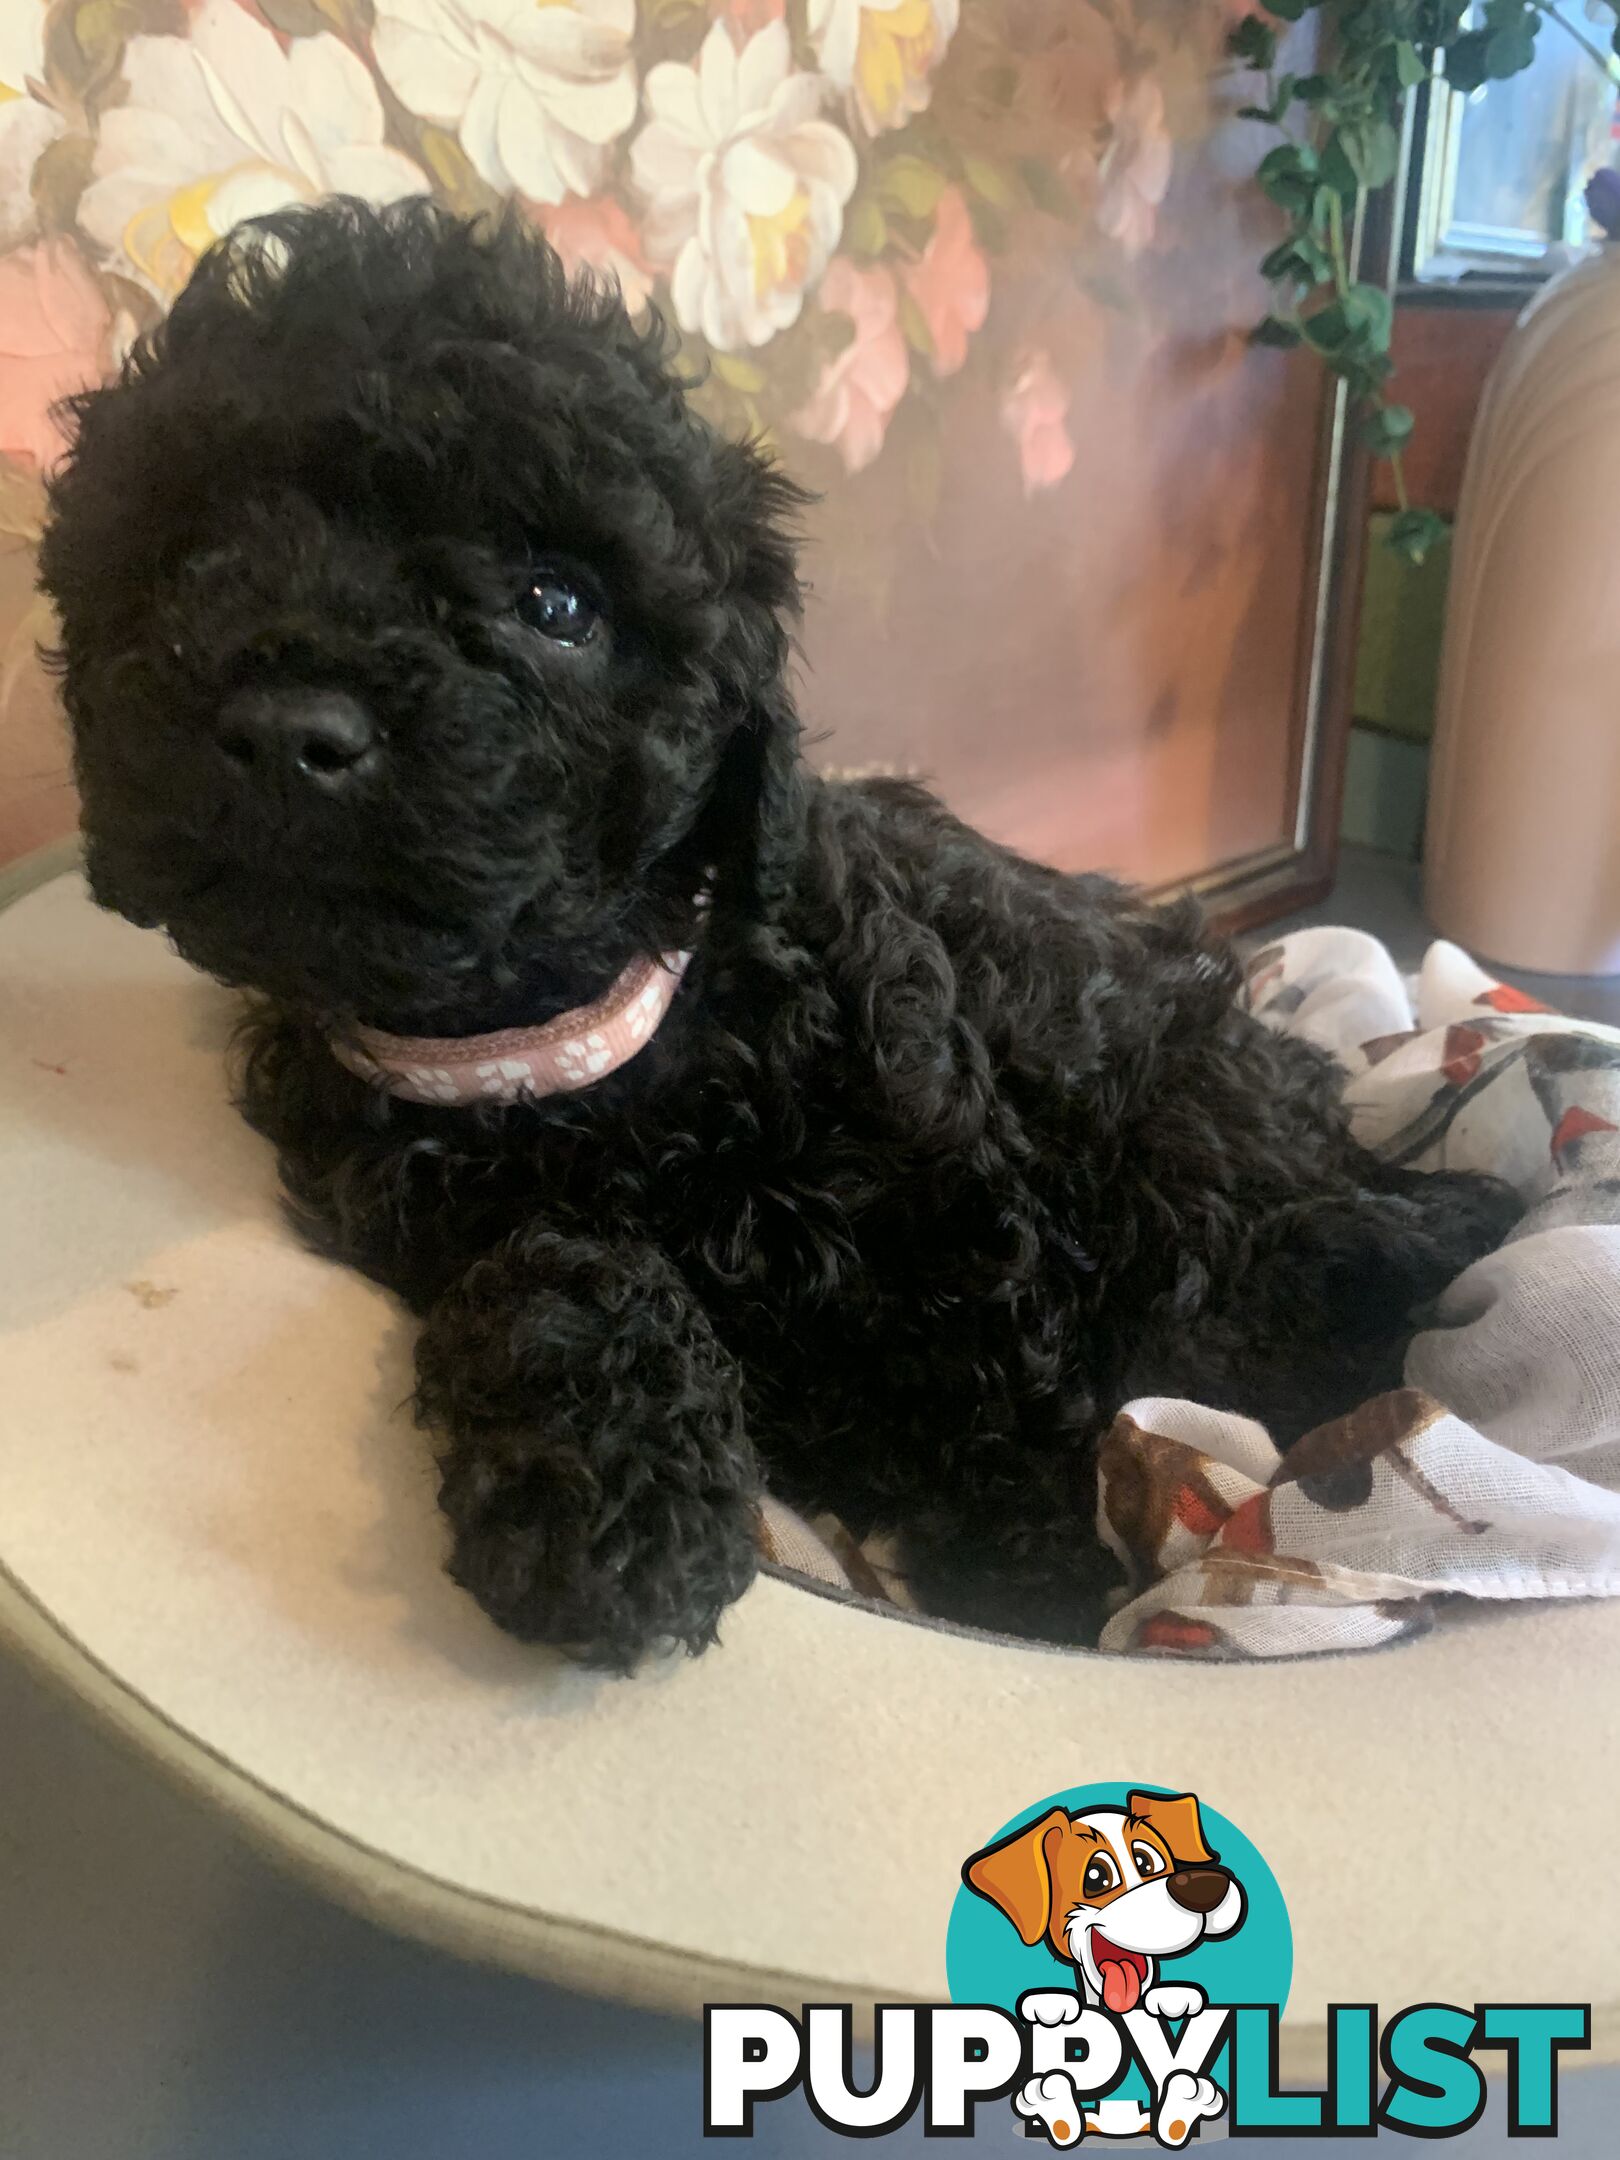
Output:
top-left (1257, 141), bottom-right (1320, 213)
top-left (1351, 118), bottom-right (1401, 186)
top-left (1444, 29), bottom-right (1495, 92)
top-left (1227, 16), bottom-right (1278, 68)
top-left (1360, 401), bottom-right (1415, 452)
top-left (1386, 507), bottom-right (1448, 564)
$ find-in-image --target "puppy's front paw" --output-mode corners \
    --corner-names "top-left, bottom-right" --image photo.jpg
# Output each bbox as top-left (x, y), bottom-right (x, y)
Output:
top-left (1143, 1982), bottom-right (1205, 2022)
top-left (438, 1432), bottom-right (758, 1668)
top-left (1015, 2071), bottom-right (1086, 2146)
top-left (1018, 1990), bottom-right (1085, 2028)
top-left (1154, 2071), bottom-right (1224, 2147)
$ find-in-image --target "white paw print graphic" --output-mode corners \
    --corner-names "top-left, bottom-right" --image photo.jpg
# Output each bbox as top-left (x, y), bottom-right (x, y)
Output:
top-left (404, 1065), bottom-right (460, 1104)
top-left (626, 980), bottom-right (666, 1042)
top-left (553, 1032), bottom-right (612, 1085)
top-left (1155, 2070), bottom-right (1224, 2147)
top-left (1143, 1983), bottom-right (1206, 2023)
top-left (1015, 2070), bottom-right (1086, 2147)
top-left (474, 1057), bottom-right (535, 1097)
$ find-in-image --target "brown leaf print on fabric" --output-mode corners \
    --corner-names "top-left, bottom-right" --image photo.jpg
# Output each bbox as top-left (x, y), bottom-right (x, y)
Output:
top-left (1097, 1414), bottom-right (1234, 1575)
top-left (1272, 1388), bottom-right (1447, 1512)
top-left (1387, 1446), bottom-right (1489, 1537)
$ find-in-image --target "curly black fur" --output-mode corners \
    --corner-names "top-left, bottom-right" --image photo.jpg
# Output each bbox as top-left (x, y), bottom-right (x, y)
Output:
top-left (40, 199), bottom-right (1521, 1668)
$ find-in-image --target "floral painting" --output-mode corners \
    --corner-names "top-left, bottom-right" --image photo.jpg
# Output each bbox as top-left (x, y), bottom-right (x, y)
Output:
top-left (0, 0), bottom-right (1322, 893)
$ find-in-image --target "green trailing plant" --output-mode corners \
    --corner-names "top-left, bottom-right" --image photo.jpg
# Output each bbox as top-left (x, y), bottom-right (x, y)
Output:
top-left (1227, 0), bottom-right (1620, 561)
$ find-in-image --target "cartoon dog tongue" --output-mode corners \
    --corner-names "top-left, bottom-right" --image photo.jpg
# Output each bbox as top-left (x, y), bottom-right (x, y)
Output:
top-left (1093, 1939), bottom-right (1143, 2013)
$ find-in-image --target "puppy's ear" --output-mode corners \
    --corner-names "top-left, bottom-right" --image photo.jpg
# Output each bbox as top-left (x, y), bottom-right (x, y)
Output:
top-left (706, 442), bottom-right (812, 924)
top-left (1126, 1790), bottom-right (1215, 1868)
top-left (963, 1807), bottom-right (1071, 1947)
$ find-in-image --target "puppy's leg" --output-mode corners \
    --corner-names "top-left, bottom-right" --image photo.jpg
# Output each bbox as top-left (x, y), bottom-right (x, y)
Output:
top-left (895, 1452), bottom-right (1126, 1646)
top-left (414, 1228), bottom-right (760, 1667)
top-left (1139, 1171), bottom-right (1522, 1442)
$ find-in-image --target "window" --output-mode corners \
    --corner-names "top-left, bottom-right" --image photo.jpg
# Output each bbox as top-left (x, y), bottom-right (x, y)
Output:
top-left (1407, 11), bottom-right (1616, 280)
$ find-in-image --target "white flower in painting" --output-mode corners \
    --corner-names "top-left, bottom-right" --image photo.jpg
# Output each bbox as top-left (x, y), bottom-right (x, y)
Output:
top-left (0, 2), bottom-right (65, 250)
top-left (806, 0), bottom-right (958, 137)
top-left (1095, 76), bottom-right (1172, 260)
top-left (77, 0), bottom-right (429, 299)
top-left (631, 21), bottom-right (857, 352)
top-left (374, 0), bottom-right (637, 206)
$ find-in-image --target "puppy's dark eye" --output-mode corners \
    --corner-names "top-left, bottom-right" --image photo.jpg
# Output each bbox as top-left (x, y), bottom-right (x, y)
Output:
top-left (1082, 1856), bottom-right (1118, 1898)
top-left (517, 573), bottom-right (599, 646)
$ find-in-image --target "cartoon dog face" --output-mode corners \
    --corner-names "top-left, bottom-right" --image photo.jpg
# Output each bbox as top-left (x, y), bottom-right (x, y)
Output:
top-left (964, 1790), bottom-right (1245, 2014)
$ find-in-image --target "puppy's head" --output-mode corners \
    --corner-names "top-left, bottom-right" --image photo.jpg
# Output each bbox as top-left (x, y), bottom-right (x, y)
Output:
top-left (964, 1791), bottom-right (1245, 2012)
top-left (40, 199), bottom-right (807, 1030)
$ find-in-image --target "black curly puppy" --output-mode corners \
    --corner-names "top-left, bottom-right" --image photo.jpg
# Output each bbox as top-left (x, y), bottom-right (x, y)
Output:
top-left (40, 199), bottom-right (1519, 1667)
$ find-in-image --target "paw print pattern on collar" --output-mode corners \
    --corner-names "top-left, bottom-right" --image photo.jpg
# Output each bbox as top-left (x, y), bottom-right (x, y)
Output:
top-left (331, 949), bottom-right (693, 1108)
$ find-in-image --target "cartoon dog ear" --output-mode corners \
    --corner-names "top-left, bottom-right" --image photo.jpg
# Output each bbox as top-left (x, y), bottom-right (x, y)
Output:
top-left (1125, 1790), bottom-right (1215, 1868)
top-left (962, 1807), bottom-right (1071, 1947)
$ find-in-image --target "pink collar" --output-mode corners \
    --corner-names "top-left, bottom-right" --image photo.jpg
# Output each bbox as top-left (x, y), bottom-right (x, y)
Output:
top-left (332, 948), bottom-right (693, 1106)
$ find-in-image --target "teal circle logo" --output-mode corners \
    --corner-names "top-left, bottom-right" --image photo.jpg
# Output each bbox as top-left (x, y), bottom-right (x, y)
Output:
top-left (947, 1783), bottom-right (1290, 2116)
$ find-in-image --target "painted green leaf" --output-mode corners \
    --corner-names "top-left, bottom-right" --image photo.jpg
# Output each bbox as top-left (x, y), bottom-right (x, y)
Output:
top-left (979, 61), bottom-right (1018, 108)
top-left (1019, 158), bottom-right (1076, 219)
top-left (898, 291), bottom-right (935, 358)
top-left (846, 197), bottom-right (890, 257)
top-left (963, 154), bottom-right (1016, 207)
top-left (878, 155), bottom-right (947, 219)
top-left (713, 353), bottom-right (768, 393)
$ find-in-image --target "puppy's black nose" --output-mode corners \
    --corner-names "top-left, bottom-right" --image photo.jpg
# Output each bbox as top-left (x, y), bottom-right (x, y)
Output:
top-left (1166, 1867), bottom-right (1230, 1914)
top-left (217, 688), bottom-right (377, 787)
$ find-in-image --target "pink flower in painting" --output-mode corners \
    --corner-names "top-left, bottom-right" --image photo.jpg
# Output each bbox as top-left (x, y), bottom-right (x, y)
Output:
top-left (0, 241), bottom-right (112, 471)
top-left (791, 257), bottom-right (908, 474)
top-left (709, 0), bottom-right (786, 34)
top-left (538, 195), bottom-right (656, 314)
top-left (902, 185), bottom-right (987, 378)
top-left (1096, 75), bottom-right (1172, 259)
top-left (1001, 350), bottom-right (1074, 497)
